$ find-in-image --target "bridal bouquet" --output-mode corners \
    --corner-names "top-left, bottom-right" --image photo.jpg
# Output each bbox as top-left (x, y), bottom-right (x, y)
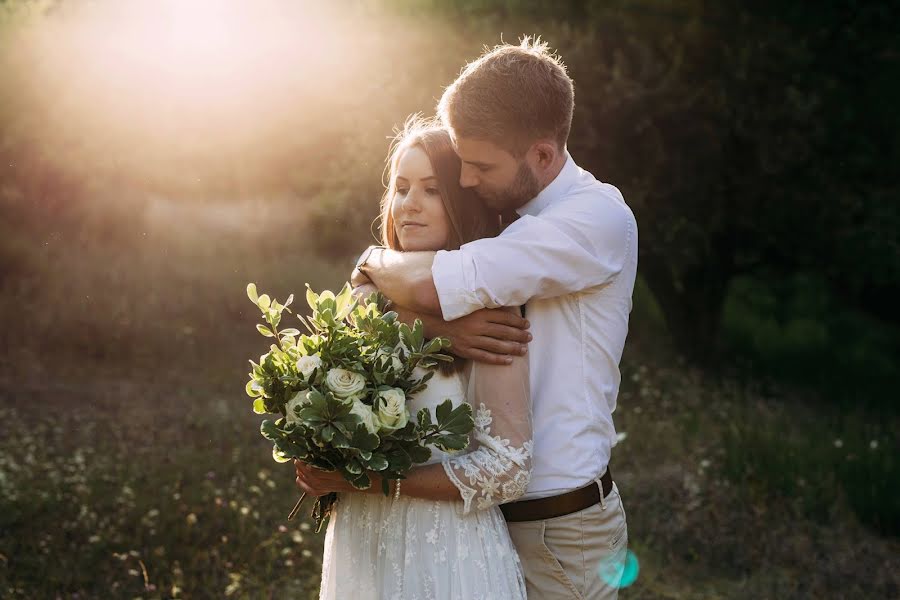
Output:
top-left (245, 282), bottom-right (473, 531)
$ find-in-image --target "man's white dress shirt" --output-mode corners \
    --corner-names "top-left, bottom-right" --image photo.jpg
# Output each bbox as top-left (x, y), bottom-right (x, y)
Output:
top-left (432, 152), bottom-right (638, 500)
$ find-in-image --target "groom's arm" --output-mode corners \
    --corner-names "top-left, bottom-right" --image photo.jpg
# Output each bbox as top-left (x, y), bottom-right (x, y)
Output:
top-left (392, 306), bottom-right (529, 365)
top-left (355, 195), bottom-right (635, 323)
top-left (353, 249), bottom-right (441, 316)
top-left (352, 274), bottom-right (531, 365)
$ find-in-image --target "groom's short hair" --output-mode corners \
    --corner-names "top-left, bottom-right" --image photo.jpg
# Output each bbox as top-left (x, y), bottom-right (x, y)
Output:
top-left (438, 36), bottom-right (574, 156)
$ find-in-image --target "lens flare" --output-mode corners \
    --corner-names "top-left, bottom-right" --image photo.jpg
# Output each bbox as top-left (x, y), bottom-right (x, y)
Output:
top-left (597, 549), bottom-right (640, 588)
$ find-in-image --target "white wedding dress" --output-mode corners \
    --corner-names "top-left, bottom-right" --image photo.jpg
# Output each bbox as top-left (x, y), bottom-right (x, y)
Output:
top-left (318, 360), bottom-right (533, 600)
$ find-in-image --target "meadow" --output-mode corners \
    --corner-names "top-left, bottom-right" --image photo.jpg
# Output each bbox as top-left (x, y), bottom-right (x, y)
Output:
top-left (0, 208), bottom-right (896, 599)
top-left (1, 1), bottom-right (898, 598)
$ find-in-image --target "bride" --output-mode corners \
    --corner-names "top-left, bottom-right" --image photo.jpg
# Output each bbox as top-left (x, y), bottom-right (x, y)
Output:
top-left (293, 118), bottom-right (533, 600)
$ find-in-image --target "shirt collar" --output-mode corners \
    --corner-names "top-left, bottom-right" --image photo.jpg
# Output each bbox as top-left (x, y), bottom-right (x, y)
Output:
top-left (515, 151), bottom-right (578, 218)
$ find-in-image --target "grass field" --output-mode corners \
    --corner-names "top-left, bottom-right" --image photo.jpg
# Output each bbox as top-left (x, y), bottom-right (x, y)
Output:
top-left (0, 213), bottom-right (897, 599)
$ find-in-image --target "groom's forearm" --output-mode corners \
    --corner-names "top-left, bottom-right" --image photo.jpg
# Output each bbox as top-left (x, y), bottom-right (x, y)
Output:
top-left (359, 249), bottom-right (442, 316)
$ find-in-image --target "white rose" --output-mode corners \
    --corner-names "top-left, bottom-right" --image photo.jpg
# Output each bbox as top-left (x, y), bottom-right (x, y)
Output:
top-left (350, 399), bottom-right (379, 434)
top-left (296, 354), bottom-right (323, 378)
top-left (284, 390), bottom-right (309, 424)
top-left (325, 368), bottom-right (366, 399)
top-left (374, 388), bottom-right (409, 433)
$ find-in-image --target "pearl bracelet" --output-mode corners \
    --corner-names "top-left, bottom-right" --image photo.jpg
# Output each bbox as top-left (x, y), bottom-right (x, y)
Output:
top-left (393, 479), bottom-right (402, 501)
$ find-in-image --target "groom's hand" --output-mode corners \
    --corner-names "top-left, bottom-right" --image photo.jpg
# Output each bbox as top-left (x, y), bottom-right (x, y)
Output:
top-left (441, 308), bottom-right (531, 365)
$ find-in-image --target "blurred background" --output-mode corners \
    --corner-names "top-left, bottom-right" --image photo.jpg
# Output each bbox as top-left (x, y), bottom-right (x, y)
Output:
top-left (0, 0), bottom-right (897, 598)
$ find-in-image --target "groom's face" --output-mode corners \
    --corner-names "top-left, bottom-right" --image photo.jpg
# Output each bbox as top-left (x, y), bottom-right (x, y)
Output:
top-left (454, 136), bottom-right (541, 212)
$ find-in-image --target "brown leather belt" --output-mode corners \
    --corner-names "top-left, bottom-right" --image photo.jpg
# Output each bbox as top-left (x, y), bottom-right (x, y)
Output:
top-left (500, 468), bottom-right (613, 523)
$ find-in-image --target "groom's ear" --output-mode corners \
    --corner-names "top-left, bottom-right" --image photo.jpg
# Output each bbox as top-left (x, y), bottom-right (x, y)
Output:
top-left (531, 141), bottom-right (559, 171)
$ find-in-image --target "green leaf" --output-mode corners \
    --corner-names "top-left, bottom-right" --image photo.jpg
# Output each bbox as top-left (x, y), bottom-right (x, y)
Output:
top-left (297, 407), bottom-right (327, 424)
top-left (252, 398), bottom-right (266, 414)
top-left (246, 283), bottom-right (258, 303)
top-left (387, 448), bottom-right (413, 472)
top-left (256, 324), bottom-right (275, 337)
top-left (272, 445), bottom-right (291, 463)
top-left (433, 433), bottom-right (469, 451)
top-left (260, 420), bottom-right (280, 441)
top-left (335, 282), bottom-right (355, 319)
top-left (350, 425), bottom-right (381, 452)
top-left (257, 294), bottom-right (271, 310)
top-left (331, 430), bottom-right (350, 449)
top-left (399, 323), bottom-right (414, 352)
top-left (279, 328), bottom-right (301, 337)
top-left (425, 337), bottom-right (445, 354)
top-left (435, 398), bottom-right (452, 425)
top-left (417, 407), bottom-right (433, 428)
top-left (349, 472), bottom-right (371, 490)
top-left (245, 380), bottom-right (262, 397)
top-left (366, 453), bottom-right (389, 471)
top-left (412, 319), bottom-right (425, 349)
top-left (306, 285), bottom-right (318, 310)
top-left (407, 445), bottom-right (432, 464)
top-left (437, 402), bottom-right (474, 435)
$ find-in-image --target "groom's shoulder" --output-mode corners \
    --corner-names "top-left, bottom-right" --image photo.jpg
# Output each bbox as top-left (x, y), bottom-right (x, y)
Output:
top-left (550, 174), bottom-right (636, 232)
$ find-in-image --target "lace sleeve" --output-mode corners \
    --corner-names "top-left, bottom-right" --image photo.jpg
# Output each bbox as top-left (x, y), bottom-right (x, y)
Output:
top-left (441, 353), bottom-right (533, 514)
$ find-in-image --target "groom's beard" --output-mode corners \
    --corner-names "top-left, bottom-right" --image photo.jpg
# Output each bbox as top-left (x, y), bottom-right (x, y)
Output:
top-left (476, 161), bottom-right (541, 212)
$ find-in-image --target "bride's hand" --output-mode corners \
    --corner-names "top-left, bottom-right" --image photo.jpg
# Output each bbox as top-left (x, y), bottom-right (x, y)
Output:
top-left (294, 459), bottom-right (356, 496)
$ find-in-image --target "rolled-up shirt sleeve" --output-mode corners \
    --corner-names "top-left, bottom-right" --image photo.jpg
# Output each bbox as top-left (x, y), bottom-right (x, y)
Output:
top-left (432, 198), bottom-right (634, 321)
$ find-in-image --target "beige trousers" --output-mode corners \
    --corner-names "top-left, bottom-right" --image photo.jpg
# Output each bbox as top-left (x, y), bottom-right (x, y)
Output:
top-left (506, 481), bottom-right (628, 599)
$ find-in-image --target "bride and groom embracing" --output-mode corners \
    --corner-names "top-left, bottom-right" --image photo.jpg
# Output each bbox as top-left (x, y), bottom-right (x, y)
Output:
top-left (293, 37), bottom-right (638, 600)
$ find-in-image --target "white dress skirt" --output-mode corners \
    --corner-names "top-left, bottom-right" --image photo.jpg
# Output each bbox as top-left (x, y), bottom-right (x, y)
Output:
top-left (318, 366), bottom-right (531, 600)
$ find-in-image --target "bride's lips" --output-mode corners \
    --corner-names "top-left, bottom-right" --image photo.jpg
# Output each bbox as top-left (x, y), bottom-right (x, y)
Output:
top-left (400, 221), bottom-right (426, 230)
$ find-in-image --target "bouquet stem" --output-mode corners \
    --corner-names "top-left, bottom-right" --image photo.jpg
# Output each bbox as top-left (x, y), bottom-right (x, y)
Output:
top-left (287, 492), bottom-right (307, 520)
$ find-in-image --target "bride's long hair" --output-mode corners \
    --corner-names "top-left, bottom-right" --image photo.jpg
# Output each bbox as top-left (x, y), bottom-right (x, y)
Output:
top-left (379, 115), bottom-right (500, 251)
top-left (378, 115), bottom-right (501, 374)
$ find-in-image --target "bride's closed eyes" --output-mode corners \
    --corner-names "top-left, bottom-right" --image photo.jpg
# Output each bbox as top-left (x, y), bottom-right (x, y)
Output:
top-left (390, 146), bottom-right (452, 252)
top-left (394, 179), bottom-right (440, 197)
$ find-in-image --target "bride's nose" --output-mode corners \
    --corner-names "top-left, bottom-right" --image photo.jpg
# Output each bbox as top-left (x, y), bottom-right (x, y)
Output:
top-left (399, 188), bottom-right (423, 213)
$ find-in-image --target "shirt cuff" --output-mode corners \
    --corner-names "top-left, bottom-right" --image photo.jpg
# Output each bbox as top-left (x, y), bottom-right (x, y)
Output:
top-left (431, 249), bottom-right (483, 321)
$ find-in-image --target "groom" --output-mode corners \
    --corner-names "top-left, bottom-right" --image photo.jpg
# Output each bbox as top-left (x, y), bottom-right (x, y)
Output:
top-left (352, 38), bottom-right (638, 598)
